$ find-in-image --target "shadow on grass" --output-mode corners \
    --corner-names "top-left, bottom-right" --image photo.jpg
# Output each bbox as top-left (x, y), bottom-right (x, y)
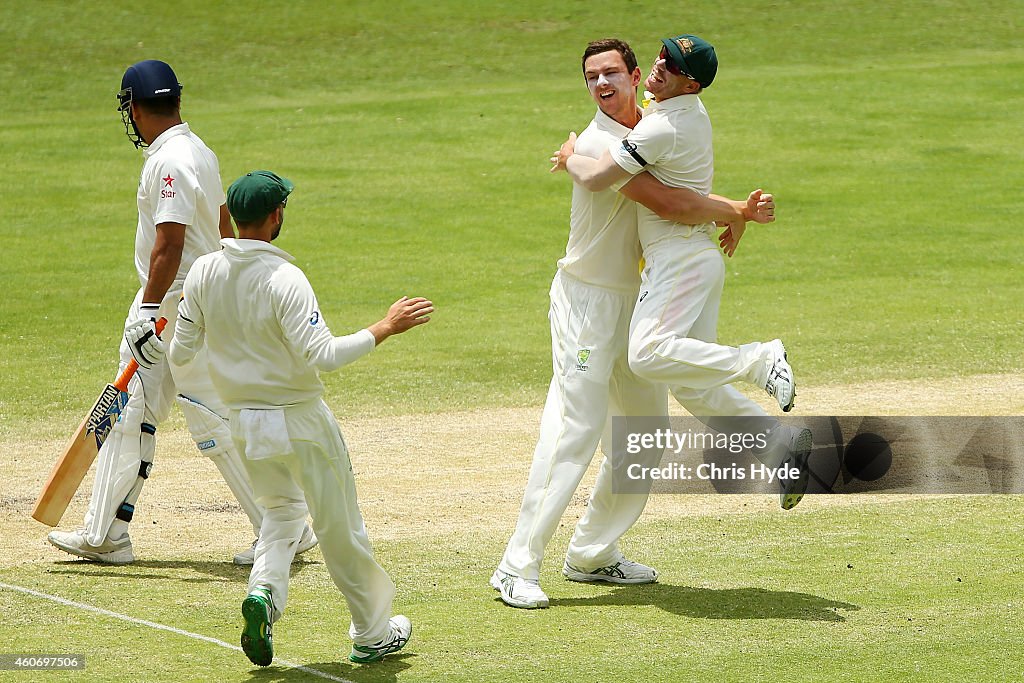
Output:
top-left (549, 582), bottom-right (859, 622)
top-left (243, 653), bottom-right (415, 682)
top-left (46, 558), bottom-right (319, 584)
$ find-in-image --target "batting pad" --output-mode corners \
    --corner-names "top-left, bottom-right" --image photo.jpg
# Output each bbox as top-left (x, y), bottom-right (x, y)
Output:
top-left (176, 394), bottom-right (263, 534)
top-left (85, 378), bottom-right (149, 546)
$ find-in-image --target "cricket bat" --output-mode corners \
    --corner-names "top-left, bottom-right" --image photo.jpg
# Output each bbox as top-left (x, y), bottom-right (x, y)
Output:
top-left (31, 318), bottom-right (167, 526)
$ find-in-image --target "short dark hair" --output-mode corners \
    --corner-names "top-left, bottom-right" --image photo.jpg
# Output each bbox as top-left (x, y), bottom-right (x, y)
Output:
top-left (581, 38), bottom-right (638, 75)
top-left (233, 204), bottom-right (283, 231)
top-left (233, 217), bottom-right (266, 230)
top-left (135, 96), bottom-right (180, 117)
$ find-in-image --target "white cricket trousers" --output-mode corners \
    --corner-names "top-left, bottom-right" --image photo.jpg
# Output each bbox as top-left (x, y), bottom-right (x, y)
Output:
top-left (629, 234), bottom-right (771, 418)
top-left (85, 288), bottom-right (262, 543)
top-left (499, 270), bottom-right (667, 582)
top-left (235, 400), bottom-right (395, 646)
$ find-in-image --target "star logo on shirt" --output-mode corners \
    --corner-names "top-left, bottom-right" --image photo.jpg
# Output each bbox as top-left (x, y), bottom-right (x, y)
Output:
top-left (162, 175), bottom-right (175, 188)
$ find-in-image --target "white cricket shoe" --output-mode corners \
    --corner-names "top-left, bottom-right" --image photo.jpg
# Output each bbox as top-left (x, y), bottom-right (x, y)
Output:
top-left (47, 529), bottom-right (134, 565)
top-left (490, 569), bottom-right (549, 609)
top-left (780, 427), bottom-right (813, 510)
top-left (562, 557), bottom-right (658, 584)
top-left (762, 339), bottom-right (796, 412)
top-left (349, 615), bottom-right (412, 663)
top-left (233, 524), bottom-right (319, 565)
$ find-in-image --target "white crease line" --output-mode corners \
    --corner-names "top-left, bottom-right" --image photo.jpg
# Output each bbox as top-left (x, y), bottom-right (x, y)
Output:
top-left (0, 581), bottom-right (353, 683)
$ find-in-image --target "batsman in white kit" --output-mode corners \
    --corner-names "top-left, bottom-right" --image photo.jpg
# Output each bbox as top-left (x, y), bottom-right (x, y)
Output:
top-left (492, 38), bottom-right (780, 610)
top-left (558, 34), bottom-right (812, 508)
top-left (46, 60), bottom-right (316, 565)
top-left (168, 170), bottom-right (432, 665)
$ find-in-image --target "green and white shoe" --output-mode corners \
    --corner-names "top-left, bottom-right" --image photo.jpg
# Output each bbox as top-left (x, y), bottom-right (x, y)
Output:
top-left (490, 569), bottom-right (549, 609)
top-left (349, 615), bottom-right (412, 663)
top-left (241, 587), bottom-right (274, 667)
top-left (563, 558), bottom-right (658, 584)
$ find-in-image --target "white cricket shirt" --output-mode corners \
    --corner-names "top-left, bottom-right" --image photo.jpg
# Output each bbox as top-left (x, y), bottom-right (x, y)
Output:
top-left (135, 122), bottom-right (225, 292)
top-left (169, 239), bottom-right (376, 409)
top-left (558, 108), bottom-right (642, 293)
top-left (609, 94), bottom-right (715, 251)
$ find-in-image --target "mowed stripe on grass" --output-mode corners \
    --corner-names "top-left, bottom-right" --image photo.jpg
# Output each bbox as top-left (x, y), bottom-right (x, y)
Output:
top-left (0, 581), bottom-right (353, 683)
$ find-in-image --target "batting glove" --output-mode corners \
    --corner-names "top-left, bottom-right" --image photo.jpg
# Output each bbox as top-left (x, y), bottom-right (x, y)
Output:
top-left (125, 304), bottom-right (165, 369)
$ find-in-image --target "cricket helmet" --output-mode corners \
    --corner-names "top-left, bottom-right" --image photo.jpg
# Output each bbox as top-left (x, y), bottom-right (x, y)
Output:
top-left (117, 60), bottom-right (182, 149)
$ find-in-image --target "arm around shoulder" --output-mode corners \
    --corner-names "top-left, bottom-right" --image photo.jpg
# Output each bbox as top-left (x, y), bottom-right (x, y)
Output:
top-left (620, 174), bottom-right (745, 224)
top-left (565, 148), bottom-right (632, 192)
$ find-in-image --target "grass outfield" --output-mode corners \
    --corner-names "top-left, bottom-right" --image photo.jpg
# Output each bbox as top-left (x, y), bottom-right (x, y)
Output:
top-left (1, 1), bottom-right (1022, 431)
top-left (1, 1), bottom-right (1022, 682)
top-left (2, 382), bottom-right (1022, 681)
top-left (2, 495), bottom-right (1021, 682)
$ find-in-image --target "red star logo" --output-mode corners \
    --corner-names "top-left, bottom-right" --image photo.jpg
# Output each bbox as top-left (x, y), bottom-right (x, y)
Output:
top-left (162, 175), bottom-right (175, 188)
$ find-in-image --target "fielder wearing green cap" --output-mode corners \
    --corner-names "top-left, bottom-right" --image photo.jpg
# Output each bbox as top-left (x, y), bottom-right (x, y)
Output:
top-left (553, 35), bottom-right (813, 511)
top-left (227, 170), bottom-right (295, 224)
top-left (46, 61), bottom-right (309, 570)
top-left (171, 170), bottom-right (433, 665)
top-left (658, 34), bottom-right (718, 89)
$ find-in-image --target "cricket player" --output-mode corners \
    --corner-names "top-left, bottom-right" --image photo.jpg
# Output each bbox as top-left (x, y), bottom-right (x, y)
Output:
top-left (168, 171), bottom-right (430, 665)
top-left (47, 60), bottom-right (316, 565)
top-left (555, 35), bottom-right (812, 506)
top-left (491, 39), bottom-right (778, 610)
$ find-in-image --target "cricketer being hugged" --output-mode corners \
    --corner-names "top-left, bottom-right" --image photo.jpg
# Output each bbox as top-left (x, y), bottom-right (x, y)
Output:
top-left (44, 60), bottom-right (316, 566)
top-left (558, 34), bottom-right (813, 510)
top-left (493, 38), bottom-right (784, 610)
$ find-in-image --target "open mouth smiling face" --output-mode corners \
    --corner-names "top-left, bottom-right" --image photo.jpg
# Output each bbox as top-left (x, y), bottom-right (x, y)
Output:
top-left (584, 51), bottom-right (638, 119)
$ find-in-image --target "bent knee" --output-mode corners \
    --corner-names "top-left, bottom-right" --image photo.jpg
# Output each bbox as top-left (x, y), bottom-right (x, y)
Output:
top-left (628, 338), bottom-right (660, 380)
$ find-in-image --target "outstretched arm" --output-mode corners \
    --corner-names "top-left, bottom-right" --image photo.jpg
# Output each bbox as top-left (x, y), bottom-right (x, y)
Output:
top-left (367, 296), bottom-right (434, 346)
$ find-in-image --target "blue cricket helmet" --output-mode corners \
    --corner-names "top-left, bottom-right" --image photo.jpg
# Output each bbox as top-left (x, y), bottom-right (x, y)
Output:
top-left (117, 60), bottom-right (182, 148)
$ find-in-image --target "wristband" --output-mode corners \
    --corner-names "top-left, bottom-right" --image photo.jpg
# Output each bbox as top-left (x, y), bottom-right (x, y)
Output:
top-left (139, 303), bottom-right (160, 320)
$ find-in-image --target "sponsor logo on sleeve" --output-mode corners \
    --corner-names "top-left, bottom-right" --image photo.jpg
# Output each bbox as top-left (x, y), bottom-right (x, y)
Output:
top-left (161, 174), bottom-right (176, 199)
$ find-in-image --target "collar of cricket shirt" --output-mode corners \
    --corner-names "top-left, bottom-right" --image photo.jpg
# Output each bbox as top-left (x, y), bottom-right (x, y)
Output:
top-left (144, 122), bottom-right (191, 157)
top-left (648, 93), bottom-right (700, 113)
top-left (220, 237), bottom-right (296, 262)
top-left (594, 106), bottom-right (643, 137)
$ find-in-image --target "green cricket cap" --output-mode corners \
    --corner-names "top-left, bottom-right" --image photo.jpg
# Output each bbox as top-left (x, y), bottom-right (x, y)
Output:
top-left (660, 34), bottom-right (718, 88)
top-left (227, 170), bottom-right (294, 223)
